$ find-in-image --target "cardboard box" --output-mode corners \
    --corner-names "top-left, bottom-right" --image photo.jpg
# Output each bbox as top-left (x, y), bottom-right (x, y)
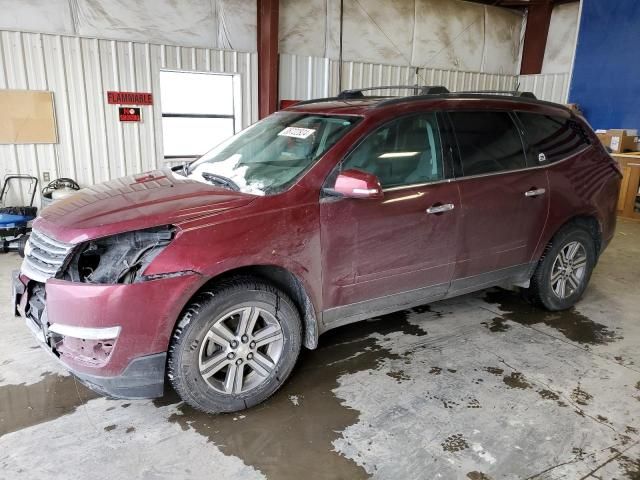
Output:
top-left (0, 89), bottom-right (58, 144)
top-left (596, 129), bottom-right (638, 153)
top-left (609, 128), bottom-right (638, 136)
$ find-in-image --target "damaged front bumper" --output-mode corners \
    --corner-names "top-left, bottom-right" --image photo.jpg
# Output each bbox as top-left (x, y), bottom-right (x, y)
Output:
top-left (13, 270), bottom-right (201, 399)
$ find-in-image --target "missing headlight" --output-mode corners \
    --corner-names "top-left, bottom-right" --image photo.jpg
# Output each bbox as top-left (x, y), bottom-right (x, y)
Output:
top-left (64, 225), bottom-right (175, 284)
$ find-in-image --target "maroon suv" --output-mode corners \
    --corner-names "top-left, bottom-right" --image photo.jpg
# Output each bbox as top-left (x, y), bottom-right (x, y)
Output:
top-left (12, 87), bottom-right (621, 413)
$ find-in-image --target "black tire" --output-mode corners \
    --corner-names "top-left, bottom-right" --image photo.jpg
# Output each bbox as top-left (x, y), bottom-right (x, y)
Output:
top-left (526, 224), bottom-right (597, 311)
top-left (167, 277), bottom-right (302, 414)
top-left (17, 234), bottom-right (29, 258)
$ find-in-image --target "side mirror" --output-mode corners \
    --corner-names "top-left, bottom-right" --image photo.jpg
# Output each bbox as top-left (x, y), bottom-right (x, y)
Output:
top-left (332, 169), bottom-right (383, 199)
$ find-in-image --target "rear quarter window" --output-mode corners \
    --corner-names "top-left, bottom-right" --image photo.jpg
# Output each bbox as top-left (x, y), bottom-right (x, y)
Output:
top-left (516, 112), bottom-right (591, 164)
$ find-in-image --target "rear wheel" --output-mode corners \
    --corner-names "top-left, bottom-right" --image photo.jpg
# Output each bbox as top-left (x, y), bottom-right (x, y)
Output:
top-left (167, 277), bottom-right (302, 413)
top-left (526, 225), bottom-right (597, 311)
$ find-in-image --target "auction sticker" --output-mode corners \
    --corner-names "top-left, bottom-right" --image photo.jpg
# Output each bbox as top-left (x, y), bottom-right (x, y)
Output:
top-left (278, 127), bottom-right (315, 139)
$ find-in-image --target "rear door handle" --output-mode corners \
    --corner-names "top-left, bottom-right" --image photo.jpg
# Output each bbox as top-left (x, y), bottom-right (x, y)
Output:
top-left (426, 203), bottom-right (455, 214)
top-left (524, 188), bottom-right (546, 197)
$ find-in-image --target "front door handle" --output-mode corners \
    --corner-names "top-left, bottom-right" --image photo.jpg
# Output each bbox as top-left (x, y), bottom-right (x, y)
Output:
top-left (524, 188), bottom-right (546, 197)
top-left (426, 203), bottom-right (455, 214)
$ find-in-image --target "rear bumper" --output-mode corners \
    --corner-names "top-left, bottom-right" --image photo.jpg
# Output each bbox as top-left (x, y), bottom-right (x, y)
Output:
top-left (13, 270), bottom-right (201, 399)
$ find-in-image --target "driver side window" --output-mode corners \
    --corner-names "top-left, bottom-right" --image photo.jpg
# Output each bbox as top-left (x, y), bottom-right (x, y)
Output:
top-left (341, 113), bottom-right (443, 188)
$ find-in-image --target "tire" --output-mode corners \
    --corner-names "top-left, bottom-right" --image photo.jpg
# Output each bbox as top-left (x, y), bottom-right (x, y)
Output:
top-left (526, 224), bottom-right (597, 311)
top-left (17, 234), bottom-right (29, 258)
top-left (167, 277), bottom-right (302, 414)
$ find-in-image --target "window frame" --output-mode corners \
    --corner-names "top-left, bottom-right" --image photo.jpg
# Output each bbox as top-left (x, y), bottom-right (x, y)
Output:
top-left (160, 70), bottom-right (239, 161)
top-left (446, 109), bottom-right (529, 179)
top-left (324, 111), bottom-right (454, 192)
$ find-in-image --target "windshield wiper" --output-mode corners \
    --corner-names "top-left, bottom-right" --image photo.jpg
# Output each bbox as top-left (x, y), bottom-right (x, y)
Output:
top-left (200, 172), bottom-right (241, 192)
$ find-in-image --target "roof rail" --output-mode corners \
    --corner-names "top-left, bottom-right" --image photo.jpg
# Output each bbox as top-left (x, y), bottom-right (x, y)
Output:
top-left (337, 85), bottom-right (450, 99)
top-left (291, 96), bottom-right (344, 107)
top-left (457, 90), bottom-right (537, 99)
top-left (288, 87), bottom-right (543, 110)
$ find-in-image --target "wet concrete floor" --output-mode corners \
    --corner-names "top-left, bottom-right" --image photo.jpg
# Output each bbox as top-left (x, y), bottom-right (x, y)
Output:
top-left (1, 219), bottom-right (639, 479)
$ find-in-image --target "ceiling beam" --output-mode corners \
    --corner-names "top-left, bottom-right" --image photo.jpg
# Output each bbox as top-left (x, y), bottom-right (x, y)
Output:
top-left (257, 0), bottom-right (279, 118)
top-left (520, 0), bottom-right (554, 74)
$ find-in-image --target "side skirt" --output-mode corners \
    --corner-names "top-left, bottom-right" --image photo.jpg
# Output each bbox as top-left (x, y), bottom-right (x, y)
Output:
top-left (319, 263), bottom-right (535, 335)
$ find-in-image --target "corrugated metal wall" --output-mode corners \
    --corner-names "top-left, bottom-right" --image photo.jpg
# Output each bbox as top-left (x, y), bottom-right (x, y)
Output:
top-left (0, 30), bottom-right (257, 206)
top-left (278, 54), bottom-right (331, 100)
top-left (417, 67), bottom-right (517, 94)
top-left (1, 33), bottom-right (570, 206)
top-left (518, 73), bottom-right (570, 105)
top-left (279, 54), bottom-right (518, 100)
top-left (280, 54), bottom-right (569, 106)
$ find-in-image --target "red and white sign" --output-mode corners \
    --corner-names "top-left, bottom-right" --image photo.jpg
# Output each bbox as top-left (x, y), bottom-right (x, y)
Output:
top-left (119, 107), bottom-right (142, 122)
top-left (107, 91), bottom-right (153, 105)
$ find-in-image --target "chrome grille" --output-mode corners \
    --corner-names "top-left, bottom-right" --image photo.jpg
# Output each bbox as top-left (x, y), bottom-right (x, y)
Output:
top-left (21, 229), bottom-right (74, 283)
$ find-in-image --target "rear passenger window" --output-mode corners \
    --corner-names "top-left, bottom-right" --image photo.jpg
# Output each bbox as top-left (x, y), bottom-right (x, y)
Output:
top-left (450, 111), bottom-right (526, 176)
top-left (341, 113), bottom-right (443, 188)
top-left (517, 112), bottom-right (591, 163)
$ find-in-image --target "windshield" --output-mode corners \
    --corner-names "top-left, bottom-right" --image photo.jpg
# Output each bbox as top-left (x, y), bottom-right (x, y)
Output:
top-left (185, 112), bottom-right (359, 195)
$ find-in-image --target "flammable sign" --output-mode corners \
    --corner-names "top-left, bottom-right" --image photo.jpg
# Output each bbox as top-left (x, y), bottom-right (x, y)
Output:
top-left (119, 107), bottom-right (142, 122)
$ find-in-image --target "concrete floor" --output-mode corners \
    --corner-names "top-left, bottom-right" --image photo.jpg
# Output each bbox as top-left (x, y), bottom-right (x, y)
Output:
top-left (1, 220), bottom-right (639, 480)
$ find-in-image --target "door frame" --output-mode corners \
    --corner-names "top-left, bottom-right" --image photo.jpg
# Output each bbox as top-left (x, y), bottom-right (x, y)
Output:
top-left (443, 108), bottom-right (550, 291)
top-left (318, 110), bottom-right (460, 328)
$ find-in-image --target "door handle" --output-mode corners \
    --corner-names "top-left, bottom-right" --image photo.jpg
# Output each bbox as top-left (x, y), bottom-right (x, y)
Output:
top-left (426, 203), bottom-right (455, 214)
top-left (524, 188), bottom-right (546, 197)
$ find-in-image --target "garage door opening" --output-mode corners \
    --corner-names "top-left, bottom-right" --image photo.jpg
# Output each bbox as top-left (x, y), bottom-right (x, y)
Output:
top-left (160, 71), bottom-right (238, 162)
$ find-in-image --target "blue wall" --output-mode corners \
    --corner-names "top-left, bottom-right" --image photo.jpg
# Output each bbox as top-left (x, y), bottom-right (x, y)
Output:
top-left (569, 0), bottom-right (640, 130)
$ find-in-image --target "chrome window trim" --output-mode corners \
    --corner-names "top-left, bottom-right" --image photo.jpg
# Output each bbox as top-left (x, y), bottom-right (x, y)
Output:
top-left (381, 144), bottom-right (591, 192)
top-left (382, 178), bottom-right (452, 192)
top-left (453, 145), bottom-right (590, 182)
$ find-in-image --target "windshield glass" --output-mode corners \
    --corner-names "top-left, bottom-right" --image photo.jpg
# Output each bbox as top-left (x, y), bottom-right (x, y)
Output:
top-left (186, 112), bottom-right (359, 195)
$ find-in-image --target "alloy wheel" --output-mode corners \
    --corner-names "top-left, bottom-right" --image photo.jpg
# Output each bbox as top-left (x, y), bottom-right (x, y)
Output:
top-left (198, 306), bottom-right (284, 394)
top-left (550, 241), bottom-right (588, 299)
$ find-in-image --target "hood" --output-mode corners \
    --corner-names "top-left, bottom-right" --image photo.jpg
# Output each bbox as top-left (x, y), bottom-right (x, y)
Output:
top-left (35, 169), bottom-right (256, 244)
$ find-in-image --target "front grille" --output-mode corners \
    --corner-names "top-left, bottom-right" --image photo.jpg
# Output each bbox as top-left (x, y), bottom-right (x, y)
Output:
top-left (21, 229), bottom-right (74, 282)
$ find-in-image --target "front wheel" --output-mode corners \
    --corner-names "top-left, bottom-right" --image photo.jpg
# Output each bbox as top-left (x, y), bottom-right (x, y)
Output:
top-left (167, 277), bottom-right (302, 413)
top-left (17, 234), bottom-right (29, 258)
top-left (526, 225), bottom-right (597, 311)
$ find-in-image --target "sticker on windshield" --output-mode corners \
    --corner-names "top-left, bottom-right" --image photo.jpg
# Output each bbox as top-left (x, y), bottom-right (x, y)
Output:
top-left (278, 127), bottom-right (315, 139)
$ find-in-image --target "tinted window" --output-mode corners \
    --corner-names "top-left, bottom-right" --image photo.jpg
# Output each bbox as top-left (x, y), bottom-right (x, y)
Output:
top-left (450, 111), bottom-right (526, 176)
top-left (341, 113), bottom-right (443, 188)
top-left (517, 112), bottom-right (591, 163)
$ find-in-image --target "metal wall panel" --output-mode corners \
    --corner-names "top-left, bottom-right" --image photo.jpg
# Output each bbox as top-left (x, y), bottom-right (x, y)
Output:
top-left (0, 30), bottom-right (257, 206)
top-left (279, 54), bottom-right (518, 100)
top-left (417, 66), bottom-right (517, 93)
top-left (518, 73), bottom-right (570, 104)
top-left (278, 54), bottom-right (330, 101)
top-left (335, 60), bottom-right (418, 97)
